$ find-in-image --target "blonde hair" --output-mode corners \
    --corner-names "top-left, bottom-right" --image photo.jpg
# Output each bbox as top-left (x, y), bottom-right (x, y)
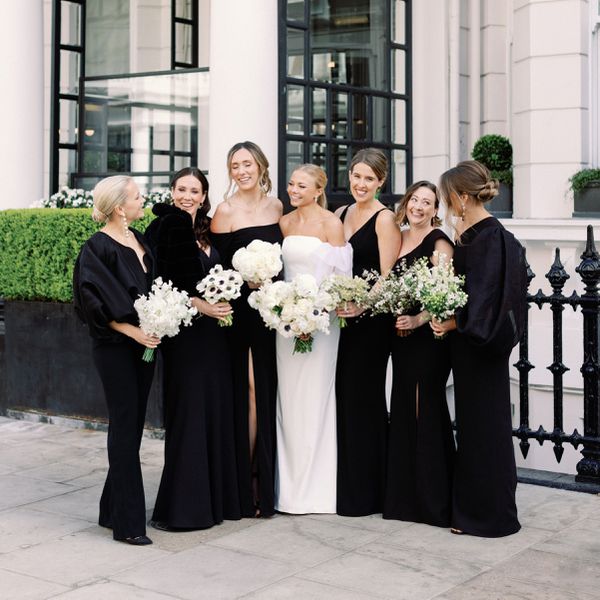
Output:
top-left (224, 141), bottom-right (273, 199)
top-left (92, 175), bottom-right (133, 223)
top-left (350, 148), bottom-right (388, 183)
top-left (395, 180), bottom-right (442, 227)
top-left (292, 164), bottom-right (328, 209)
top-left (438, 160), bottom-right (499, 218)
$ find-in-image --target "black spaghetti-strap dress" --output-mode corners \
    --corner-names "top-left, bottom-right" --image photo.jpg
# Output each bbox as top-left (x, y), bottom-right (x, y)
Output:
top-left (211, 224), bottom-right (283, 518)
top-left (335, 207), bottom-right (393, 516)
top-left (450, 217), bottom-right (525, 537)
top-left (384, 229), bottom-right (455, 526)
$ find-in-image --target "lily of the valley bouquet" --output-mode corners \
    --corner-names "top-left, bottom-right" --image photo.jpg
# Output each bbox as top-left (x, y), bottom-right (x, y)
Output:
top-left (248, 274), bottom-right (337, 353)
top-left (232, 240), bottom-right (283, 286)
top-left (196, 264), bottom-right (244, 326)
top-left (134, 277), bottom-right (198, 362)
top-left (321, 274), bottom-right (370, 328)
top-left (412, 252), bottom-right (468, 338)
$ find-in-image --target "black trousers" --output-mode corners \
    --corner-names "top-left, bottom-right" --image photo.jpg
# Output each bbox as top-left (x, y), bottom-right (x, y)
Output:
top-left (92, 339), bottom-right (155, 540)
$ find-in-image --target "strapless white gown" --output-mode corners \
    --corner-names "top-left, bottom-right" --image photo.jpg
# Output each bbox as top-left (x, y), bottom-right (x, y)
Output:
top-left (274, 235), bottom-right (352, 514)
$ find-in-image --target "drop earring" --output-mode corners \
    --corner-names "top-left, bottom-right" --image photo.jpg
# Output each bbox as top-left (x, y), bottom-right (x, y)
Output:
top-left (460, 202), bottom-right (466, 221)
top-left (122, 214), bottom-right (131, 238)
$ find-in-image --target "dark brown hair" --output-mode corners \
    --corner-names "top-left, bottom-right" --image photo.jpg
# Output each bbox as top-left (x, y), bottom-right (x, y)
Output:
top-left (171, 167), bottom-right (211, 249)
top-left (395, 180), bottom-right (442, 227)
top-left (349, 148), bottom-right (389, 183)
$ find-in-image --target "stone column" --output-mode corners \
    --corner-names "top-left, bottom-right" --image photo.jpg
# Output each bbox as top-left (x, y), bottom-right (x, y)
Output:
top-left (208, 0), bottom-right (279, 203)
top-left (0, 0), bottom-right (45, 209)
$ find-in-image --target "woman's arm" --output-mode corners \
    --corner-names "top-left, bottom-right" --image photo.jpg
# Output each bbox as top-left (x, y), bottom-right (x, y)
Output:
top-left (210, 201), bottom-right (234, 233)
top-left (109, 321), bottom-right (160, 348)
top-left (375, 210), bottom-right (402, 276)
top-left (431, 238), bottom-right (454, 265)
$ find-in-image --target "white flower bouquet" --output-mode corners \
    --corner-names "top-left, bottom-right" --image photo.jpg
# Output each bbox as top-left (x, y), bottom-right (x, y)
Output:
top-left (231, 240), bottom-right (283, 285)
top-left (248, 274), bottom-right (337, 353)
top-left (413, 252), bottom-right (468, 338)
top-left (143, 189), bottom-right (172, 207)
top-left (196, 264), bottom-right (244, 326)
top-left (321, 274), bottom-right (370, 328)
top-left (134, 277), bottom-right (198, 362)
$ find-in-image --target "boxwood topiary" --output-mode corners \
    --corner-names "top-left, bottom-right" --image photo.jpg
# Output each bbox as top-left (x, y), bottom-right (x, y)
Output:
top-left (0, 208), bottom-right (155, 302)
top-left (569, 168), bottom-right (600, 193)
top-left (471, 134), bottom-right (513, 185)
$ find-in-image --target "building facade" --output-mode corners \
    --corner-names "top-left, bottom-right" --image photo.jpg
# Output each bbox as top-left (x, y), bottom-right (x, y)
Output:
top-left (1, 0), bottom-right (599, 473)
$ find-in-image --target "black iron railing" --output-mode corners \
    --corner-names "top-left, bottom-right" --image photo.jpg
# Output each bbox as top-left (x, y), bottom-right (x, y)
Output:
top-left (515, 225), bottom-right (600, 484)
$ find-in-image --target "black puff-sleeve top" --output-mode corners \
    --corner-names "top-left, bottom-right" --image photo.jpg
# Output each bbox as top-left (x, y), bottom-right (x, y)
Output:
top-left (73, 229), bottom-right (153, 341)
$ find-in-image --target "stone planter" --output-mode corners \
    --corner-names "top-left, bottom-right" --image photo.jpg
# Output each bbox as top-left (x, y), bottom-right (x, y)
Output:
top-left (573, 181), bottom-right (600, 218)
top-left (488, 182), bottom-right (513, 218)
top-left (2, 300), bottom-right (163, 428)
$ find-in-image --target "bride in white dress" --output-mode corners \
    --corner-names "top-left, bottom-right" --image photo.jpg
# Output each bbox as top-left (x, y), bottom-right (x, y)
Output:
top-left (275, 164), bottom-right (352, 514)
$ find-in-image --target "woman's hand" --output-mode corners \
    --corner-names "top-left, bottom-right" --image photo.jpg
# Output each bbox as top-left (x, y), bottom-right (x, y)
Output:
top-left (192, 297), bottom-right (233, 321)
top-left (430, 316), bottom-right (457, 336)
top-left (247, 281), bottom-right (261, 290)
top-left (336, 301), bottom-right (365, 319)
top-left (395, 314), bottom-right (420, 331)
top-left (109, 321), bottom-right (160, 349)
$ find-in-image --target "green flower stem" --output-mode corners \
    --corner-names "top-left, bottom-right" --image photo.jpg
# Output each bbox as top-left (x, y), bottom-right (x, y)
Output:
top-left (142, 347), bottom-right (155, 362)
top-left (293, 335), bottom-right (313, 353)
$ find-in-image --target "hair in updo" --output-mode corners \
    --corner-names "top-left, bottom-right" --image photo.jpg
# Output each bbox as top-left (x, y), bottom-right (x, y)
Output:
top-left (292, 163), bottom-right (328, 209)
top-left (349, 148), bottom-right (388, 183)
top-left (91, 175), bottom-right (133, 223)
top-left (225, 141), bottom-right (273, 199)
top-left (438, 160), bottom-right (498, 217)
top-left (395, 180), bottom-right (442, 227)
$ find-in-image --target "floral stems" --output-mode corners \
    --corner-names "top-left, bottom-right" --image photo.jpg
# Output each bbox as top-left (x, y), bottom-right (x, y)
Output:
top-left (218, 314), bottom-right (233, 327)
top-left (142, 348), bottom-right (155, 362)
top-left (293, 335), bottom-right (313, 354)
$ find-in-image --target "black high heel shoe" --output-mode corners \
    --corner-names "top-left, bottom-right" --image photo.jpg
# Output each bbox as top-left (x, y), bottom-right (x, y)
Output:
top-left (123, 535), bottom-right (153, 545)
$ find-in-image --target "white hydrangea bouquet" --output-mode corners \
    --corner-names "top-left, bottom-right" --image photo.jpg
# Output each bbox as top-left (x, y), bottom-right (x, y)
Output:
top-left (196, 264), bottom-right (244, 326)
top-left (412, 252), bottom-right (468, 338)
top-left (321, 274), bottom-right (370, 328)
top-left (248, 274), bottom-right (337, 353)
top-left (231, 240), bottom-right (283, 285)
top-left (134, 277), bottom-right (198, 362)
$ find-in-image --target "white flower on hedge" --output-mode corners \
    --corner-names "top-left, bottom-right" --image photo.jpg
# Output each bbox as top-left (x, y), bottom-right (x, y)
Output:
top-left (232, 240), bottom-right (283, 284)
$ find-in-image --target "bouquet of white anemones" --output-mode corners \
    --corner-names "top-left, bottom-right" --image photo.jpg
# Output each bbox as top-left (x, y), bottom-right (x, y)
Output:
top-left (412, 252), bottom-right (468, 338)
top-left (321, 274), bottom-right (370, 328)
top-left (231, 240), bottom-right (283, 285)
top-left (134, 277), bottom-right (198, 362)
top-left (196, 264), bottom-right (244, 326)
top-left (248, 274), bottom-right (337, 353)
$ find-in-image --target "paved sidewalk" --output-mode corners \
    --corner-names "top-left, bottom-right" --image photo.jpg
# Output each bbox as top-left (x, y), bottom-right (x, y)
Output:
top-left (0, 416), bottom-right (599, 600)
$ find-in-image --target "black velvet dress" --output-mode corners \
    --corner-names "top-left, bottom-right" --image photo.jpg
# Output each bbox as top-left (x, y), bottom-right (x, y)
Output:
top-left (335, 207), bottom-right (393, 516)
top-left (384, 229), bottom-right (455, 526)
top-left (451, 216), bottom-right (527, 537)
top-left (145, 204), bottom-right (241, 528)
top-left (211, 224), bottom-right (283, 518)
top-left (73, 229), bottom-right (155, 541)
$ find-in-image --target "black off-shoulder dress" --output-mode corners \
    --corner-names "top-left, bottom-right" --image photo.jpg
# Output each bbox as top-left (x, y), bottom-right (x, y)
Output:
top-left (211, 223), bottom-right (283, 518)
top-left (73, 229), bottom-right (155, 541)
top-left (384, 228), bottom-right (455, 526)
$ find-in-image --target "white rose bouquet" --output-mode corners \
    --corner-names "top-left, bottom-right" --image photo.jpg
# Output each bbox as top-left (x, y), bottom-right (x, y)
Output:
top-left (321, 274), bottom-right (370, 328)
top-left (196, 264), bottom-right (244, 326)
top-left (134, 277), bottom-right (198, 362)
top-left (412, 252), bottom-right (468, 338)
top-left (231, 240), bottom-right (283, 285)
top-left (248, 274), bottom-right (337, 353)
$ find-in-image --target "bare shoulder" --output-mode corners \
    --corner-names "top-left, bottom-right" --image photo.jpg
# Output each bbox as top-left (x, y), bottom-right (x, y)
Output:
top-left (210, 200), bottom-right (234, 232)
top-left (323, 210), bottom-right (345, 242)
top-left (376, 206), bottom-right (398, 226)
top-left (334, 204), bottom-right (349, 218)
top-left (434, 236), bottom-right (454, 257)
top-left (266, 195), bottom-right (284, 214)
top-left (278, 211), bottom-right (295, 235)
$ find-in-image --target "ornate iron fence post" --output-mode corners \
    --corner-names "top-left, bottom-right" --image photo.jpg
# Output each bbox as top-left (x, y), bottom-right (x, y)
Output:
top-left (575, 225), bottom-right (600, 483)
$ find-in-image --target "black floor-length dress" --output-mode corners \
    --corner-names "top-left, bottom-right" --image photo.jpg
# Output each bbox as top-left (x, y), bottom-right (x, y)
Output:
top-left (146, 204), bottom-right (241, 528)
top-left (451, 216), bottom-right (527, 537)
top-left (384, 229), bottom-right (455, 526)
top-left (73, 229), bottom-right (155, 541)
top-left (335, 207), bottom-right (393, 516)
top-left (211, 224), bottom-right (283, 518)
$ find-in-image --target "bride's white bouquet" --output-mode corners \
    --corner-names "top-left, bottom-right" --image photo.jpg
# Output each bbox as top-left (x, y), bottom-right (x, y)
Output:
top-left (232, 240), bottom-right (283, 285)
top-left (134, 277), bottom-right (198, 362)
top-left (248, 274), bottom-right (337, 353)
top-left (321, 274), bottom-right (370, 328)
top-left (196, 264), bottom-right (244, 326)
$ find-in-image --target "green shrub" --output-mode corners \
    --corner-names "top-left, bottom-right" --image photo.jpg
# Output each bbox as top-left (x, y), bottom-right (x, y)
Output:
top-left (569, 168), bottom-right (600, 193)
top-left (0, 208), bottom-right (155, 302)
top-left (471, 134), bottom-right (513, 185)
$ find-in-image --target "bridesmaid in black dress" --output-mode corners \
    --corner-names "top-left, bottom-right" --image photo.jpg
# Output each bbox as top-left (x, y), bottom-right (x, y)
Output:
top-left (73, 175), bottom-right (159, 545)
top-left (334, 148), bottom-right (402, 516)
top-left (145, 167), bottom-right (241, 530)
top-left (211, 142), bottom-right (283, 518)
top-left (383, 180), bottom-right (455, 527)
top-left (432, 160), bottom-right (527, 537)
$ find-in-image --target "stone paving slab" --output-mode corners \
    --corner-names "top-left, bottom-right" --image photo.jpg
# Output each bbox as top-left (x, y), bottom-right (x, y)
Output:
top-left (1, 417), bottom-right (600, 600)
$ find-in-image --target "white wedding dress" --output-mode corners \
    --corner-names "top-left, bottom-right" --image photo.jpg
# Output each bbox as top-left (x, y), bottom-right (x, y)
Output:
top-left (274, 235), bottom-right (352, 514)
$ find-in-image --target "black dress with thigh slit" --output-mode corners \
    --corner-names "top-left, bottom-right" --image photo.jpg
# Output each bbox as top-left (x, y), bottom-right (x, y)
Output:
top-left (145, 204), bottom-right (241, 528)
top-left (384, 228), bottom-right (455, 526)
top-left (335, 207), bottom-right (393, 516)
top-left (450, 216), bottom-right (527, 537)
top-left (211, 224), bottom-right (283, 518)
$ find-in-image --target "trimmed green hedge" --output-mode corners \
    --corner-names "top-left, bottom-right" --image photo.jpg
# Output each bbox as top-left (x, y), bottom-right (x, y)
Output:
top-left (0, 208), bottom-right (155, 302)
